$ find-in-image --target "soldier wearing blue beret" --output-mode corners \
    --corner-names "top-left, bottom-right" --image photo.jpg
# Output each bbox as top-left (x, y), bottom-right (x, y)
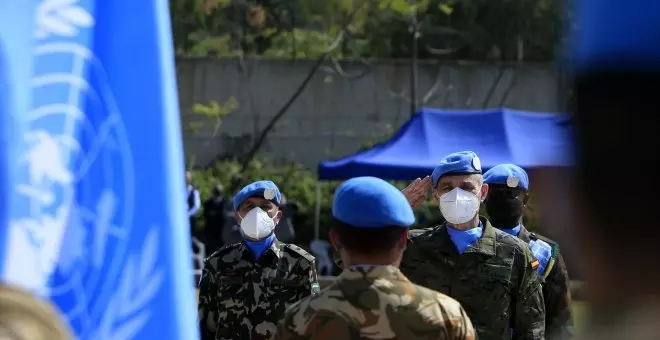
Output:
top-left (484, 164), bottom-right (573, 339)
top-left (400, 151), bottom-right (545, 340)
top-left (198, 180), bottom-right (319, 340)
top-left (277, 177), bottom-right (476, 340)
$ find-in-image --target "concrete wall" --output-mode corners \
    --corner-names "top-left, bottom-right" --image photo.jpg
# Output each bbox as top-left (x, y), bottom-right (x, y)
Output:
top-left (177, 58), bottom-right (566, 168)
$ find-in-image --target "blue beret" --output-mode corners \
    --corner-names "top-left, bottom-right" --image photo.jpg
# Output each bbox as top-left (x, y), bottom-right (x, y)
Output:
top-left (483, 164), bottom-right (529, 190)
top-left (232, 180), bottom-right (281, 212)
top-left (432, 151), bottom-right (482, 188)
top-left (332, 177), bottom-right (415, 228)
top-left (572, 0), bottom-right (660, 72)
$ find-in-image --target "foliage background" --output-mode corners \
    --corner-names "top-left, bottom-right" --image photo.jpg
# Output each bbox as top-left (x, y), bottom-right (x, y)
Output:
top-left (170, 0), bottom-right (564, 62)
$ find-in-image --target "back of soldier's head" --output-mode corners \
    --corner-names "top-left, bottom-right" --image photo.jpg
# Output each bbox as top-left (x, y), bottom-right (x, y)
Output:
top-left (0, 285), bottom-right (71, 340)
top-left (572, 0), bottom-right (660, 272)
top-left (330, 177), bottom-right (415, 258)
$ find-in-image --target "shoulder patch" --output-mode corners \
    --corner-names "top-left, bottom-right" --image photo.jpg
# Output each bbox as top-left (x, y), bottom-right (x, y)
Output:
top-left (529, 232), bottom-right (557, 246)
top-left (284, 244), bottom-right (315, 263)
top-left (529, 233), bottom-right (560, 259)
top-left (311, 282), bottom-right (321, 295)
top-left (530, 258), bottom-right (540, 271)
top-left (551, 243), bottom-right (559, 260)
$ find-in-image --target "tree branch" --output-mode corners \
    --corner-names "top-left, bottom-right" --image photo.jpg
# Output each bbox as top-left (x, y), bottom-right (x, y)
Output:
top-left (320, 56), bottom-right (372, 80)
top-left (421, 65), bottom-right (450, 105)
top-left (387, 64), bottom-right (450, 106)
top-left (481, 65), bottom-right (506, 109)
top-left (498, 68), bottom-right (518, 107)
top-left (238, 2), bottom-right (369, 172)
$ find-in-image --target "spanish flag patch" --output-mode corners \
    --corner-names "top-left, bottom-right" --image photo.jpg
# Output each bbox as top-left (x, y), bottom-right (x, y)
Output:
top-left (530, 259), bottom-right (540, 270)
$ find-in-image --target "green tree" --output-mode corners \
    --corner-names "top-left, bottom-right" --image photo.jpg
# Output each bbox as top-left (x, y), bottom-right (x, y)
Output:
top-left (170, 0), bottom-right (562, 61)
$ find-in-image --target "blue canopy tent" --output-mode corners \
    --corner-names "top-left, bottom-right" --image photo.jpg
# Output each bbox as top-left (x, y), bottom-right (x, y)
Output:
top-left (313, 108), bottom-right (573, 238)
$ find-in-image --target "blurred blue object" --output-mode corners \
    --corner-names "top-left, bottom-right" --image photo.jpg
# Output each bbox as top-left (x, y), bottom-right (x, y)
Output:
top-left (1, 0), bottom-right (198, 339)
top-left (0, 1), bottom-right (36, 279)
top-left (571, 0), bottom-right (660, 71)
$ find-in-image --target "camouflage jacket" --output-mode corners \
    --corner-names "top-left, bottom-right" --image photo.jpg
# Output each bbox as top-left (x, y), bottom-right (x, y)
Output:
top-left (400, 217), bottom-right (546, 340)
top-left (276, 265), bottom-right (476, 340)
top-left (198, 239), bottom-right (319, 340)
top-left (518, 227), bottom-right (573, 339)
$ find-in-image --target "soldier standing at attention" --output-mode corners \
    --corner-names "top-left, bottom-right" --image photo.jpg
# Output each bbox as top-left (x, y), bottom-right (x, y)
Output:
top-left (400, 151), bottom-right (545, 340)
top-left (277, 176), bottom-right (476, 340)
top-left (198, 180), bottom-right (320, 340)
top-left (483, 164), bottom-right (573, 339)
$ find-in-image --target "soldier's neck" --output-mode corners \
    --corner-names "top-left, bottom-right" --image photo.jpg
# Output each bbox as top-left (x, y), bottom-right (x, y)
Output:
top-left (342, 253), bottom-right (401, 268)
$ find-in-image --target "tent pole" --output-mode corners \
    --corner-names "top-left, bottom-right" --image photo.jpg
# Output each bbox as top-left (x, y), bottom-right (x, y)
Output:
top-left (314, 181), bottom-right (321, 240)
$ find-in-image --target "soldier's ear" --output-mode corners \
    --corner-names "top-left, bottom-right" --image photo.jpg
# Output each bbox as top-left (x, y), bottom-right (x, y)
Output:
top-left (523, 192), bottom-right (530, 205)
top-left (328, 228), bottom-right (341, 251)
top-left (399, 230), bottom-right (408, 250)
top-left (234, 212), bottom-right (242, 223)
top-left (274, 209), bottom-right (283, 224)
top-left (480, 183), bottom-right (489, 201)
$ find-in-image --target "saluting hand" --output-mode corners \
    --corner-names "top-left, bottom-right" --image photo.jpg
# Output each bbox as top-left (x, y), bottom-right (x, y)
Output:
top-left (402, 176), bottom-right (432, 209)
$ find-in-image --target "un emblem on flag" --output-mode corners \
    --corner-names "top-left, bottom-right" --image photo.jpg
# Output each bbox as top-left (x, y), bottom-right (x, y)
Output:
top-left (6, 1), bottom-right (164, 338)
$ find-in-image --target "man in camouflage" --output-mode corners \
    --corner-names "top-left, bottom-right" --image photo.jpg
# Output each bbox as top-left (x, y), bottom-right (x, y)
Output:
top-left (484, 164), bottom-right (573, 339)
top-left (277, 176), bottom-right (475, 340)
top-left (198, 180), bottom-right (320, 340)
top-left (400, 151), bottom-right (545, 340)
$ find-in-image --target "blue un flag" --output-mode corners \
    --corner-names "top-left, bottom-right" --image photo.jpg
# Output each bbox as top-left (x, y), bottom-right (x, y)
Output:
top-left (1, 0), bottom-right (199, 339)
top-left (0, 2), bottom-right (36, 277)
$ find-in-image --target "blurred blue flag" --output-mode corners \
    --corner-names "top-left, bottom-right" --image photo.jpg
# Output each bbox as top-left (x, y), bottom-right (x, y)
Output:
top-left (0, 2), bottom-right (36, 277)
top-left (2, 0), bottom-right (198, 339)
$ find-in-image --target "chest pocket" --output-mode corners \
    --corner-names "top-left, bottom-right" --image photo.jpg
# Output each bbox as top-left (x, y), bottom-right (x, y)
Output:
top-left (216, 273), bottom-right (250, 323)
top-left (453, 261), bottom-right (513, 332)
top-left (477, 262), bottom-right (514, 331)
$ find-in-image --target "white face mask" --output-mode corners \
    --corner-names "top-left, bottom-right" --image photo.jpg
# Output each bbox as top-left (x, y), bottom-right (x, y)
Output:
top-left (239, 207), bottom-right (276, 240)
top-left (439, 187), bottom-right (481, 225)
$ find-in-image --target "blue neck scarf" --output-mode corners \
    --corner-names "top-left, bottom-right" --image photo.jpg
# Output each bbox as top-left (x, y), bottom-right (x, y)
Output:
top-left (243, 234), bottom-right (276, 260)
top-left (499, 224), bottom-right (522, 237)
top-left (446, 223), bottom-right (483, 254)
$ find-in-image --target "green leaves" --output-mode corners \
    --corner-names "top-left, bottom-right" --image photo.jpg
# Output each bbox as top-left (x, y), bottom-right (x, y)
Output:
top-left (170, 0), bottom-right (561, 65)
top-left (192, 97), bottom-right (238, 118)
top-left (438, 3), bottom-right (453, 16)
top-left (186, 97), bottom-right (239, 137)
top-left (377, 0), bottom-right (431, 16)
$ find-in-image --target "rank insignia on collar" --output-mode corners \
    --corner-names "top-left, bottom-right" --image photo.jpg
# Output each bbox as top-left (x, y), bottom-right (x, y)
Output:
top-left (530, 258), bottom-right (540, 271)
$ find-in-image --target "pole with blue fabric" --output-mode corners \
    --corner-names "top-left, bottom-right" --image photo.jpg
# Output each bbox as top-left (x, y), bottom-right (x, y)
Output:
top-left (3, 0), bottom-right (198, 338)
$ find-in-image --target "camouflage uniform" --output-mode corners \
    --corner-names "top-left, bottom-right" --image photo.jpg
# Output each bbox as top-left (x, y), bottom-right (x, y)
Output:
top-left (400, 217), bottom-right (545, 340)
top-left (518, 226), bottom-right (573, 339)
top-left (198, 239), bottom-right (319, 340)
top-left (276, 265), bottom-right (476, 340)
